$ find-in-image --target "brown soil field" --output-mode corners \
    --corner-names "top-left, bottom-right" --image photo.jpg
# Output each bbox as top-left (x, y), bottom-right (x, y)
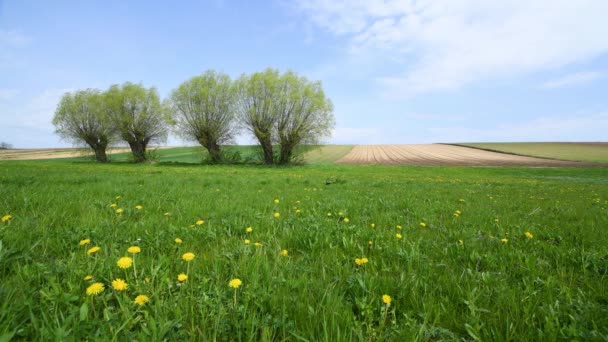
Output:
top-left (0, 147), bottom-right (165, 161)
top-left (337, 144), bottom-right (603, 167)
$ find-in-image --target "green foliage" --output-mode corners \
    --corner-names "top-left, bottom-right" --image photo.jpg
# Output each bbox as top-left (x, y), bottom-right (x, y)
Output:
top-left (1, 161), bottom-right (607, 340)
top-left (235, 68), bottom-right (335, 165)
top-left (52, 89), bottom-right (113, 162)
top-left (166, 70), bottom-right (237, 163)
top-left (105, 83), bottom-right (169, 162)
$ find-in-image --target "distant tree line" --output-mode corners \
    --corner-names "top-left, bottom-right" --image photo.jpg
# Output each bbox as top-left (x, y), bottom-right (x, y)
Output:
top-left (0, 142), bottom-right (13, 149)
top-left (52, 69), bottom-right (335, 164)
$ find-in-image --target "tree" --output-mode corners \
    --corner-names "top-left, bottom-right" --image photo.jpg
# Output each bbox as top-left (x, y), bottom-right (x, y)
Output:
top-left (0, 142), bottom-right (13, 149)
top-left (52, 89), bottom-right (113, 162)
top-left (275, 71), bottom-right (334, 164)
top-left (234, 69), bottom-right (282, 165)
top-left (105, 83), bottom-right (168, 163)
top-left (167, 71), bottom-right (237, 163)
top-left (235, 68), bottom-right (335, 165)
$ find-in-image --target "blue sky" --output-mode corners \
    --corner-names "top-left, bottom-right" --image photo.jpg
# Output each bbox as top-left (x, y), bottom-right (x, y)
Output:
top-left (1, 0), bottom-right (607, 148)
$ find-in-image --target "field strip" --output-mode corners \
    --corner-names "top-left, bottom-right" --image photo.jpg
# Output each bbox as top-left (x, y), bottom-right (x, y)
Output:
top-left (0, 146), bottom-right (172, 161)
top-left (337, 144), bottom-right (603, 167)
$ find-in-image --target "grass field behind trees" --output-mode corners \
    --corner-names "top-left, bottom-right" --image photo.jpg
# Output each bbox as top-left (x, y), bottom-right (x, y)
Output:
top-left (1, 160), bottom-right (607, 340)
top-left (460, 142), bottom-right (608, 163)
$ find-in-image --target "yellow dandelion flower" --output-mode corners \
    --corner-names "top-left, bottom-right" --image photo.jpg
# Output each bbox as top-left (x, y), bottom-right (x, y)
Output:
top-left (229, 278), bottom-right (242, 289)
top-left (396, 225), bottom-right (402, 230)
top-left (86, 282), bottom-right (105, 296)
top-left (182, 252), bottom-right (195, 262)
top-left (296, 209), bottom-right (301, 213)
top-left (196, 219), bottom-right (204, 225)
top-left (355, 257), bottom-right (369, 266)
top-left (368, 240), bottom-right (373, 245)
top-left (419, 222), bottom-right (427, 227)
top-left (115, 196), bottom-right (121, 199)
top-left (455, 210), bottom-right (462, 214)
top-left (175, 238), bottom-right (182, 244)
top-left (395, 233), bottom-right (403, 239)
top-left (178, 273), bottom-right (188, 282)
top-left (280, 249), bottom-right (288, 256)
top-left (135, 205), bottom-right (143, 210)
top-left (127, 246), bottom-right (141, 254)
top-left (254, 242), bottom-right (263, 247)
top-left (343, 218), bottom-right (350, 223)
top-left (79, 239), bottom-right (91, 246)
top-left (1, 214), bottom-right (12, 222)
top-left (525, 232), bottom-right (534, 239)
top-left (338, 211), bottom-right (343, 216)
top-left (458, 239), bottom-right (464, 245)
top-left (246, 227), bottom-right (253, 233)
top-left (501, 238), bottom-right (508, 243)
top-left (84, 275), bottom-right (93, 281)
top-left (274, 199), bottom-right (280, 204)
top-left (112, 278), bottom-right (128, 291)
top-left (453, 213), bottom-right (460, 217)
top-left (164, 212), bottom-right (171, 216)
top-left (117, 257), bottom-right (133, 269)
top-left (244, 239), bottom-right (251, 245)
top-left (134, 294), bottom-right (149, 306)
top-left (110, 203), bottom-right (117, 208)
top-left (273, 212), bottom-right (280, 218)
top-left (144, 277), bottom-right (151, 283)
top-left (370, 223), bottom-right (376, 228)
top-left (327, 212), bottom-right (332, 217)
top-left (115, 208), bottom-right (124, 214)
top-left (87, 246), bottom-right (101, 255)
top-left (382, 294), bottom-right (392, 305)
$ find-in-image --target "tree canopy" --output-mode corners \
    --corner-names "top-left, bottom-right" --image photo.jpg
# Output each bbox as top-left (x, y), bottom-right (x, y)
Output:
top-left (167, 71), bottom-right (237, 162)
top-left (105, 83), bottom-right (169, 162)
top-left (52, 89), bottom-right (113, 162)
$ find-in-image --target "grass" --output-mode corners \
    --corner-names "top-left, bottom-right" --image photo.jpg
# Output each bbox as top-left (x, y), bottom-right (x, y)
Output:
top-left (1, 161), bottom-right (607, 340)
top-left (459, 142), bottom-right (608, 163)
top-left (57, 145), bottom-right (353, 165)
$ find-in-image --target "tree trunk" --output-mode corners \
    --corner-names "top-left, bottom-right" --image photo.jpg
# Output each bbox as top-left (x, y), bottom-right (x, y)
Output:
top-left (259, 138), bottom-right (274, 165)
top-left (278, 143), bottom-right (293, 165)
top-left (205, 142), bottom-right (222, 163)
top-left (128, 141), bottom-right (147, 163)
top-left (93, 147), bottom-right (108, 163)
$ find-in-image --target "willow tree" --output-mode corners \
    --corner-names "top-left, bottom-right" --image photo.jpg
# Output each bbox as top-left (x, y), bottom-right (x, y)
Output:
top-left (235, 69), bottom-right (335, 165)
top-left (234, 69), bottom-right (281, 165)
top-left (275, 71), bottom-right (334, 164)
top-left (105, 83), bottom-right (168, 162)
top-left (52, 89), bottom-right (113, 162)
top-left (167, 71), bottom-right (237, 163)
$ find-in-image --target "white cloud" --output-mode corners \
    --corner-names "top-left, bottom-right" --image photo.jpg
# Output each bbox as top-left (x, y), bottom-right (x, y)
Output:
top-left (541, 71), bottom-right (604, 89)
top-left (296, 0), bottom-right (608, 96)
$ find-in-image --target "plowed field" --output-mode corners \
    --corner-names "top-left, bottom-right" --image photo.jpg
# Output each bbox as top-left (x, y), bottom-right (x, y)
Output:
top-left (337, 144), bottom-right (599, 166)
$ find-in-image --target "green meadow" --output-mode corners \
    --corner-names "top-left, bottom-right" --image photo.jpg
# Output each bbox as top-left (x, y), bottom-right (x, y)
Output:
top-left (460, 142), bottom-right (608, 163)
top-left (1, 160), bottom-right (607, 340)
